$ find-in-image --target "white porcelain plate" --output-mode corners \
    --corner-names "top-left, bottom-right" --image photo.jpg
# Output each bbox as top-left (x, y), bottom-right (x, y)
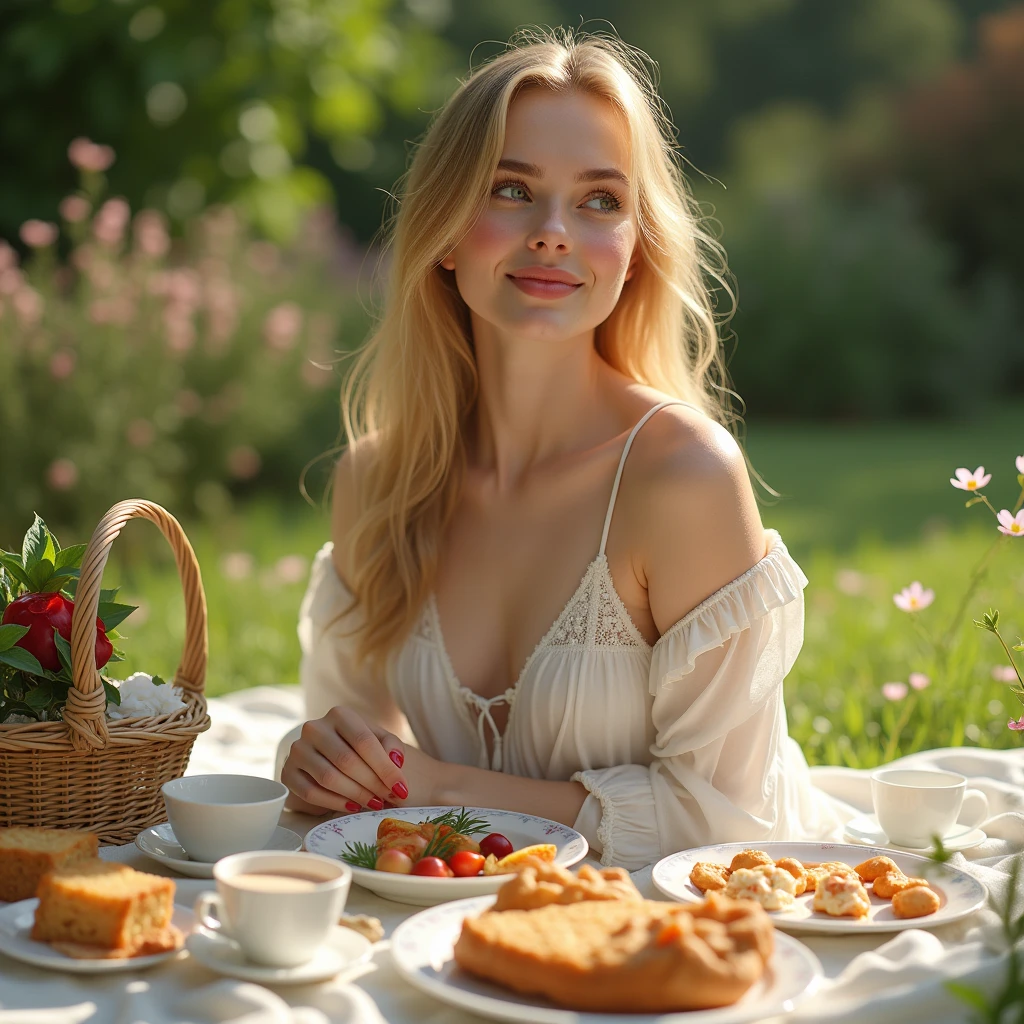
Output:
top-left (843, 814), bottom-right (987, 853)
top-left (0, 900), bottom-right (193, 973)
top-left (303, 807), bottom-right (588, 906)
top-left (135, 823), bottom-right (302, 878)
top-left (652, 841), bottom-right (988, 935)
top-left (186, 923), bottom-right (372, 984)
top-left (391, 895), bottom-right (822, 1024)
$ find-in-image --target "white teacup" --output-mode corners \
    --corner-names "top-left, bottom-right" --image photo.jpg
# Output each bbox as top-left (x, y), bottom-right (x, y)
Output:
top-left (162, 774), bottom-right (287, 863)
top-left (871, 768), bottom-right (989, 849)
top-left (194, 851), bottom-right (351, 967)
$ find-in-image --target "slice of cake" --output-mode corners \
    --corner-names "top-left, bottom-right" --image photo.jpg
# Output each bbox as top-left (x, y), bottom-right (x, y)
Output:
top-left (0, 828), bottom-right (99, 902)
top-left (31, 859), bottom-right (177, 957)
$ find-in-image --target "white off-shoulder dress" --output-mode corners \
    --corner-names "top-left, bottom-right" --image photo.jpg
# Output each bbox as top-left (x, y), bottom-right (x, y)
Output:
top-left (290, 402), bottom-right (843, 870)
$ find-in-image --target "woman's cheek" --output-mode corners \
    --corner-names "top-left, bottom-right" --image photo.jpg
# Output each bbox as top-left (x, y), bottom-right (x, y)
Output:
top-left (459, 211), bottom-right (517, 263)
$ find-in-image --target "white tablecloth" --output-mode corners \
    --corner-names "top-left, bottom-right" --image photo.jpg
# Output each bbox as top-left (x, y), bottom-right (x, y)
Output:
top-left (0, 685), bottom-right (1022, 1024)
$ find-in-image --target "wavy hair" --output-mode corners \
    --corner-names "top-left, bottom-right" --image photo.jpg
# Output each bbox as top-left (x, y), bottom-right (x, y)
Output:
top-left (338, 27), bottom-right (738, 666)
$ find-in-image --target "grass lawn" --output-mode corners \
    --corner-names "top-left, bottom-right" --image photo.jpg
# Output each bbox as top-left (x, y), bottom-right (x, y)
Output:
top-left (105, 403), bottom-right (1024, 768)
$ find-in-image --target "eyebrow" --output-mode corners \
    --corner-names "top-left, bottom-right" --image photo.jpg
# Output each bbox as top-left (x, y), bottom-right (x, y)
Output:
top-left (496, 158), bottom-right (630, 187)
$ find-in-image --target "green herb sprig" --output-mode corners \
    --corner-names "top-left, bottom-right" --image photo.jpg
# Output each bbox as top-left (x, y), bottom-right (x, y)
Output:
top-left (339, 841), bottom-right (378, 870)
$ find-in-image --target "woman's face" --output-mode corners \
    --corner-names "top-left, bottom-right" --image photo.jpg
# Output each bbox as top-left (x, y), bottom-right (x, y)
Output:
top-left (442, 88), bottom-right (639, 343)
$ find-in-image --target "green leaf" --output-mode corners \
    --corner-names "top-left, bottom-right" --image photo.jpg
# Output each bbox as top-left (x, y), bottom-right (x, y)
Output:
top-left (41, 567), bottom-right (79, 593)
top-left (100, 588), bottom-right (120, 603)
top-left (97, 601), bottom-right (136, 631)
top-left (53, 629), bottom-right (74, 678)
top-left (54, 544), bottom-right (86, 570)
top-left (0, 646), bottom-right (44, 675)
top-left (24, 680), bottom-right (54, 710)
top-left (0, 553), bottom-right (34, 591)
top-left (152, 674), bottom-right (166, 687)
top-left (28, 559), bottom-right (55, 592)
top-left (22, 514), bottom-right (52, 571)
top-left (0, 624), bottom-right (29, 652)
top-left (102, 678), bottom-right (121, 706)
top-left (945, 980), bottom-right (990, 1012)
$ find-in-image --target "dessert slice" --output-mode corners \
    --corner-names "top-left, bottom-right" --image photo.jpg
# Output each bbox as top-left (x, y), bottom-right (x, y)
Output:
top-left (0, 828), bottom-right (99, 902)
top-left (31, 859), bottom-right (177, 957)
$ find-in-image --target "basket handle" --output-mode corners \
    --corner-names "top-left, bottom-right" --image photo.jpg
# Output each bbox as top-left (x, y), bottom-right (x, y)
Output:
top-left (66, 500), bottom-right (208, 751)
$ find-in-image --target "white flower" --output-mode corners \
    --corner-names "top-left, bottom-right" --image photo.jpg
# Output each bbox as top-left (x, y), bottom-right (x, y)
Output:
top-left (105, 671), bottom-right (185, 720)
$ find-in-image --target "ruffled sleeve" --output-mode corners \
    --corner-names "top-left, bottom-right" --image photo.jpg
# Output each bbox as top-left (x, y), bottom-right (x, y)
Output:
top-left (571, 530), bottom-right (832, 869)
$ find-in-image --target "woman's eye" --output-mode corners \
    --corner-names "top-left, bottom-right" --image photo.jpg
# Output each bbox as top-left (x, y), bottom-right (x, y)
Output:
top-left (495, 184), bottom-right (529, 201)
top-left (583, 194), bottom-right (621, 213)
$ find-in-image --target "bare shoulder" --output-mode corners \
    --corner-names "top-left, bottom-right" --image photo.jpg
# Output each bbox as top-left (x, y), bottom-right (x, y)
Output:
top-left (330, 433), bottom-right (382, 586)
top-left (625, 403), bottom-right (766, 634)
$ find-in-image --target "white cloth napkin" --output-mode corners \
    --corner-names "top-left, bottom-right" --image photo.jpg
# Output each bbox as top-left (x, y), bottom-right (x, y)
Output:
top-left (1, 686), bottom-right (1022, 1024)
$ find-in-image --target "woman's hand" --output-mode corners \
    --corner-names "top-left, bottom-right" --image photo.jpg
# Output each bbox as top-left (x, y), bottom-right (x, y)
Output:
top-left (281, 706), bottom-right (409, 814)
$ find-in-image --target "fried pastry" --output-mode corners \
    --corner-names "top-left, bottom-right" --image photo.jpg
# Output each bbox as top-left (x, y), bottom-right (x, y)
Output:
top-left (892, 885), bottom-right (941, 918)
top-left (724, 866), bottom-right (798, 910)
top-left (492, 860), bottom-right (641, 912)
top-left (804, 861), bottom-right (857, 892)
top-left (774, 858), bottom-right (808, 896)
top-left (872, 870), bottom-right (929, 900)
top-left (854, 856), bottom-right (900, 882)
top-left (812, 873), bottom-right (871, 918)
top-left (453, 892), bottom-right (774, 1012)
top-left (690, 861), bottom-right (731, 894)
top-left (729, 849), bottom-right (774, 872)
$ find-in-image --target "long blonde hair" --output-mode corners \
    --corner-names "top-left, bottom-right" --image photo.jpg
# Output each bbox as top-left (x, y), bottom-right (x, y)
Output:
top-left (340, 27), bottom-right (737, 666)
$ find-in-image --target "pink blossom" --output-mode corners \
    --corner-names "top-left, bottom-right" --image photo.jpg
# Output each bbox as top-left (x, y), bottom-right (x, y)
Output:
top-left (47, 457), bottom-right (79, 491)
top-left (19, 220), bottom-right (58, 248)
top-left (59, 195), bottom-right (91, 223)
top-left (93, 197), bottom-right (131, 247)
top-left (1016, 455), bottom-right (1024, 476)
top-left (302, 359), bottom-right (333, 389)
top-left (882, 682), bottom-right (908, 701)
top-left (175, 389), bottom-right (203, 417)
top-left (834, 568), bottom-right (867, 596)
top-left (950, 466), bottom-right (991, 491)
top-left (992, 665), bottom-right (1020, 683)
top-left (0, 240), bottom-right (16, 271)
top-left (263, 302), bottom-right (303, 352)
top-left (275, 555), bottom-right (308, 585)
top-left (163, 312), bottom-right (196, 354)
top-left (226, 445), bottom-right (261, 480)
top-left (1008, 717), bottom-right (1024, 732)
top-left (126, 419), bottom-right (155, 448)
top-left (49, 349), bottom-right (76, 380)
top-left (893, 581), bottom-right (935, 612)
top-left (0, 268), bottom-right (24, 295)
top-left (133, 209), bottom-right (169, 258)
top-left (909, 672), bottom-right (931, 690)
top-left (68, 137), bottom-right (115, 173)
top-left (246, 241), bottom-right (280, 275)
top-left (88, 297), bottom-right (135, 326)
top-left (12, 287), bottom-right (43, 328)
top-left (220, 552), bottom-right (254, 581)
top-left (996, 509), bottom-right (1024, 537)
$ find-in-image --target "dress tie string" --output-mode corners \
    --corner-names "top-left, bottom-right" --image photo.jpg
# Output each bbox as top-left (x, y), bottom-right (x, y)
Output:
top-left (462, 690), bottom-right (512, 772)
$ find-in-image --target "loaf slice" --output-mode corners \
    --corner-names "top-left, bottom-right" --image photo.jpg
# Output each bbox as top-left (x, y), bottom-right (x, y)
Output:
top-left (30, 859), bottom-right (175, 955)
top-left (0, 828), bottom-right (99, 902)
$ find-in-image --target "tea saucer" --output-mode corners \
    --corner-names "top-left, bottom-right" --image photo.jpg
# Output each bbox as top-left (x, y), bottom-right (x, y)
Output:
top-left (186, 924), bottom-right (372, 984)
top-left (843, 813), bottom-right (987, 853)
top-left (135, 823), bottom-right (302, 877)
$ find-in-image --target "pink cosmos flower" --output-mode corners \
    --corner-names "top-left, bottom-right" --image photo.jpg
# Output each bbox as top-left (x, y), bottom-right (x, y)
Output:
top-left (993, 665), bottom-right (1020, 683)
top-left (263, 302), bottom-right (303, 352)
top-left (882, 682), bottom-right (908, 701)
top-left (19, 220), bottom-right (58, 248)
top-left (220, 552), bottom-right (254, 581)
top-left (49, 350), bottom-right (76, 380)
top-left (1008, 717), bottom-right (1024, 732)
top-left (909, 672), bottom-right (931, 690)
top-left (275, 555), bottom-right (309, 585)
top-left (47, 457), bottom-right (79, 491)
top-left (227, 445), bottom-right (261, 480)
top-left (893, 581), bottom-right (935, 612)
top-left (93, 198), bottom-right (131, 247)
top-left (12, 287), bottom-right (43, 328)
top-left (126, 419), bottom-right (154, 448)
top-left (59, 195), bottom-right (91, 223)
top-left (133, 209), bottom-right (170, 258)
top-left (68, 137), bottom-right (115, 173)
top-left (996, 509), bottom-right (1024, 537)
top-left (0, 241), bottom-right (16, 271)
top-left (1017, 455), bottom-right (1024, 475)
top-left (950, 467), bottom-right (992, 491)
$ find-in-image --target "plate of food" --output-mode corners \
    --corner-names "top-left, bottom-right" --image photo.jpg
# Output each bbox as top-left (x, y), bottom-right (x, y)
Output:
top-left (391, 860), bottom-right (823, 1024)
top-left (303, 806), bottom-right (588, 906)
top-left (652, 841), bottom-right (988, 934)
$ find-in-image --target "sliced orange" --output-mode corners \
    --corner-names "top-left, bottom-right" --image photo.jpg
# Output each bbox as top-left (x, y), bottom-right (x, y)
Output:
top-left (494, 844), bottom-right (557, 871)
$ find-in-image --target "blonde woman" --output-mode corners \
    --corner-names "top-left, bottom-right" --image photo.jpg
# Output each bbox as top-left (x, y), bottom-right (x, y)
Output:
top-left (279, 30), bottom-right (840, 869)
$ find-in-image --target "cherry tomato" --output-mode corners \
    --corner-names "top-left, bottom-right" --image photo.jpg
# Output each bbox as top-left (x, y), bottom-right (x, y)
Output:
top-left (411, 856), bottom-right (449, 877)
top-left (375, 849), bottom-right (413, 874)
top-left (448, 851), bottom-right (485, 877)
top-left (479, 833), bottom-right (514, 860)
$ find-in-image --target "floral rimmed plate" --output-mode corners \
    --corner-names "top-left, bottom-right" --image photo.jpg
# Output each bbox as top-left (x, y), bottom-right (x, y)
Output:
top-left (652, 841), bottom-right (988, 935)
top-left (0, 900), bottom-right (193, 973)
top-left (303, 806), bottom-right (588, 906)
top-left (391, 894), bottom-right (823, 1024)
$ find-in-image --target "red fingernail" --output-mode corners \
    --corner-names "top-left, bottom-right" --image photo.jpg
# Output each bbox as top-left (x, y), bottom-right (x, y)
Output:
top-left (345, 801), bottom-right (361, 813)
top-left (368, 797), bottom-right (384, 811)
top-left (389, 750), bottom-right (404, 769)
top-left (392, 782), bottom-right (408, 799)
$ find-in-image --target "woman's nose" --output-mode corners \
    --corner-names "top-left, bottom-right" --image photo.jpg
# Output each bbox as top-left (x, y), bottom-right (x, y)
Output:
top-left (526, 202), bottom-right (572, 253)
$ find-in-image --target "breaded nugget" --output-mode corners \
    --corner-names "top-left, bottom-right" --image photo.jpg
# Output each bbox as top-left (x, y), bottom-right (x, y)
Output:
top-left (892, 885), bottom-right (941, 919)
top-left (689, 861), bottom-right (731, 894)
top-left (724, 866), bottom-right (798, 911)
top-left (854, 856), bottom-right (900, 882)
top-left (774, 857), bottom-right (808, 896)
top-left (804, 861), bottom-right (857, 892)
top-left (812, 873), bottom-right (871, 918)
top-left (872, 870), bottom-right (929, 900)
top-left (493, 861), bottom-right (641, 912)
top-left (729, 849), bottom-right (774, 872)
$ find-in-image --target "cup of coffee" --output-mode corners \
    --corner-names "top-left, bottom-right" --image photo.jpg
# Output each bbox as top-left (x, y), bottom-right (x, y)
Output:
top-left (194, 851), bottom-right (351, 967)
top-left (871, 768), bottom-right (989, 848)
top-left (162, 774), bottom-right (287, 863)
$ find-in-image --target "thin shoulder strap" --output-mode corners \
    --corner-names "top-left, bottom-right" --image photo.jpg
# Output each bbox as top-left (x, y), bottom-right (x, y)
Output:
top-left (598, 400), bottom-right (696, 556)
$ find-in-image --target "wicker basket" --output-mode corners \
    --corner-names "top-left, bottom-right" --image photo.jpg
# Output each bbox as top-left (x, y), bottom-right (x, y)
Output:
top-left (0, 499), bottom-right (211, 844)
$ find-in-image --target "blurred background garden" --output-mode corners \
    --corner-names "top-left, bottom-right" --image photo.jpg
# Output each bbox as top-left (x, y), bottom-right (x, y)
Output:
top-left (1, 0), bottom-right (1022, 765)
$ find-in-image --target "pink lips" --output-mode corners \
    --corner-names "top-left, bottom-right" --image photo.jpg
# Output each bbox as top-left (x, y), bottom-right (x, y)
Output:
top-left (507, 266), bottom-right (583, 299)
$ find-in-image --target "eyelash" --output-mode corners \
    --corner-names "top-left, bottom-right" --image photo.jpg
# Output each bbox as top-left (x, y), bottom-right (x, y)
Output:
top-left (491, 177), bottom-right (624, 213)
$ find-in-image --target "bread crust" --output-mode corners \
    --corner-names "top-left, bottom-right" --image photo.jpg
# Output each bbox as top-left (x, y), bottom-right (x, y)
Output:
top-left (0, 829), bottom-right (98, 902)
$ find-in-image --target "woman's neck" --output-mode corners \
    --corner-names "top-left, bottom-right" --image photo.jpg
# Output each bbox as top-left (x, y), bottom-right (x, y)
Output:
top-left (468, 315), bottom-right (614, 491)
